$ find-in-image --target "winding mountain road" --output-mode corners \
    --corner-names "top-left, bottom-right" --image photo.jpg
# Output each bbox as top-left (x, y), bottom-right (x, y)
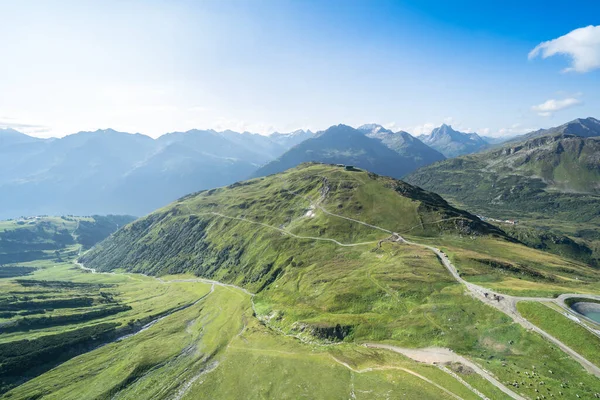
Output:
top-left (187, 180), bottom-right (600, 382)
top-left (397, 235), bottom-right (600, 379)
top-left (275, 181), bottom-right (600, 380)
top-left (75, 178), bottom-right (600, 398)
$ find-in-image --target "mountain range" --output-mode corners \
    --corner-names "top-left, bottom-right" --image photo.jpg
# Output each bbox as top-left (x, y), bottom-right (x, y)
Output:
top-left (405, 117), bottom-right (600, 265)
top-left (1, 118), bottom-right (596, 219)
top-left (0, 123), bottom-right (451, 219)
top-left (510, 117), bottom-right (600, 142)
top-left (5, 122), bottom-right (600, 399)
top-left (418, 124), bottom-right (490, 157)
top-left (0, 128), bottom-right (311, 219)
top-left (406, 117), bottom-right (600, 217)
top-left (252, 124), bottom-right (444, 179)
top-left (358, 124), bottom-right (446, 168)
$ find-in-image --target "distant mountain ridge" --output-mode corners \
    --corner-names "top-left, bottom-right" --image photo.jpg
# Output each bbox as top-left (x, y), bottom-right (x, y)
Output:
top-left (357, 124), bottom-right (446, 168)
top-left (252, 124), bottom-right (432, 179)
top-left (3, 117), bottom-right (597, 219)
top-left (269, 129), bottom-right (314, 148)
top-left (511, 117), bottom-right (600, 142)
top-left (0, 127), bottom-right (312, 219)
top-left (418, 124), bottom-right (489, 157)
top-left (405, 122), bottom-right (600, 265)
top-left (406, 118), bottom-right (600, 214)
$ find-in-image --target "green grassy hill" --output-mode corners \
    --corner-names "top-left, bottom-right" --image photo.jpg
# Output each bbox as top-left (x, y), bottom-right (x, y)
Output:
top-left (405, 134), bottom-right (600, 266)
top-left (0, 215), bottom-right (135, 266)
top-left (5, 163), bottom-right (600, 398)
top-left (81, 163), bottom-right (506, 281)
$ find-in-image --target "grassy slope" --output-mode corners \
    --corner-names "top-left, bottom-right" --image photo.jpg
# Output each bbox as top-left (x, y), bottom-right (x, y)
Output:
top-left (192, 328), bottom-right (482, 400)
top-left (0, 259), bottom-right (212, 394)
top-left (416, 235), bottom-right (600, 297)
top-left (0, 215), bottom-right (135, 265)
top-left (404, 135), bottom-right (600, 266)
top-left (0, 263), bottom-right (207, 343)
top-left (4, 265), bottom-right (483, 400)
top-left (81, 163), bottom-right (505, 279)
top-left (66, 163), bottom-right (600, 398)
top-left (517, 301), bottom-right (600, 368)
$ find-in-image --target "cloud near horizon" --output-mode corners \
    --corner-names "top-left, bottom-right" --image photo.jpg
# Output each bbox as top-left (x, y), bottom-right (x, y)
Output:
top-left (529, 25), bottom-right (600, 73)
top-left (0, 118), bottom-right (51, 134)
top-left (531, 98), bottom-right (582, 117)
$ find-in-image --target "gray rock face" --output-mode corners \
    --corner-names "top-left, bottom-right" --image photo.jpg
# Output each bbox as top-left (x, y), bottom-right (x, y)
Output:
top-left (418, 124), bottom-right (488, 157)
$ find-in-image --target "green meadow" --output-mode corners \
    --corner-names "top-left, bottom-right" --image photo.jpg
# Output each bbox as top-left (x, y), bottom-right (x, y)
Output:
top-left (518, 301), bottom-right (600, 368)
top-left (3, 165), bottom-right (600, 398)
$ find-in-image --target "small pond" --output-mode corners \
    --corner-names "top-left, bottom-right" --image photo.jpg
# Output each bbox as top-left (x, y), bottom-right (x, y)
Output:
top-left (570, 301), bottom-right (600, 324)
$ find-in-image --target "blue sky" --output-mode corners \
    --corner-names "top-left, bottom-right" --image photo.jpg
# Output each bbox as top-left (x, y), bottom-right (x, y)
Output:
top-left (1, 0), bottom-right (599, 138)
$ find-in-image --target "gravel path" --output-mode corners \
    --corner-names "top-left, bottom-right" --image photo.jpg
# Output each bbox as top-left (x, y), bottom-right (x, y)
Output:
top-left (330, 355), bottom-right (464, 400)
top-left (364, 344), bottom-right (525, 400)
top-left (276, 179), bottom-right (600, 379)
top-left (397, 235), bottom-right (600, 379)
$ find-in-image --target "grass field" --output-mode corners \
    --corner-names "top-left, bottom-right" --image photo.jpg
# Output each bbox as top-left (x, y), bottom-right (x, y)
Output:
top-left (2, 263), bottom-right (485, 400)
top-left (518, 301), bottom-right (600, 368)
top-left (415, 234), bottom-right (600, 297)
top-left (190, 327), bottom-right (483, 400)
top-left (0, 259), bottom-right (213, 393)
top-left (0, 214), bottom-right (134, 266)
top-left (6, 253), bottom-right (600, 399)
top-left (4, 165), bottom-right (600, 398)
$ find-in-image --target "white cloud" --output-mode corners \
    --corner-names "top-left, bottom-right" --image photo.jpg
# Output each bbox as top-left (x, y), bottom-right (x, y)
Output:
top-left (210, 117), bottom-right (276, 135)
top-left (491, 125), bottom-right (533, 138)
top-left (399, 117), bottom-right (475, 136)
top-left (0, 116), bottom-right (51, 134)
top-left (529, 25), bottom-right (600, 73)
top-left (406, 122), bottom-right (435, 136)
top-left (382, 122), bottom-right (399, 131)
top-left (442, 116), bottom-right (455, 125)
top-left (531, 97), bottom-right (582, 117)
